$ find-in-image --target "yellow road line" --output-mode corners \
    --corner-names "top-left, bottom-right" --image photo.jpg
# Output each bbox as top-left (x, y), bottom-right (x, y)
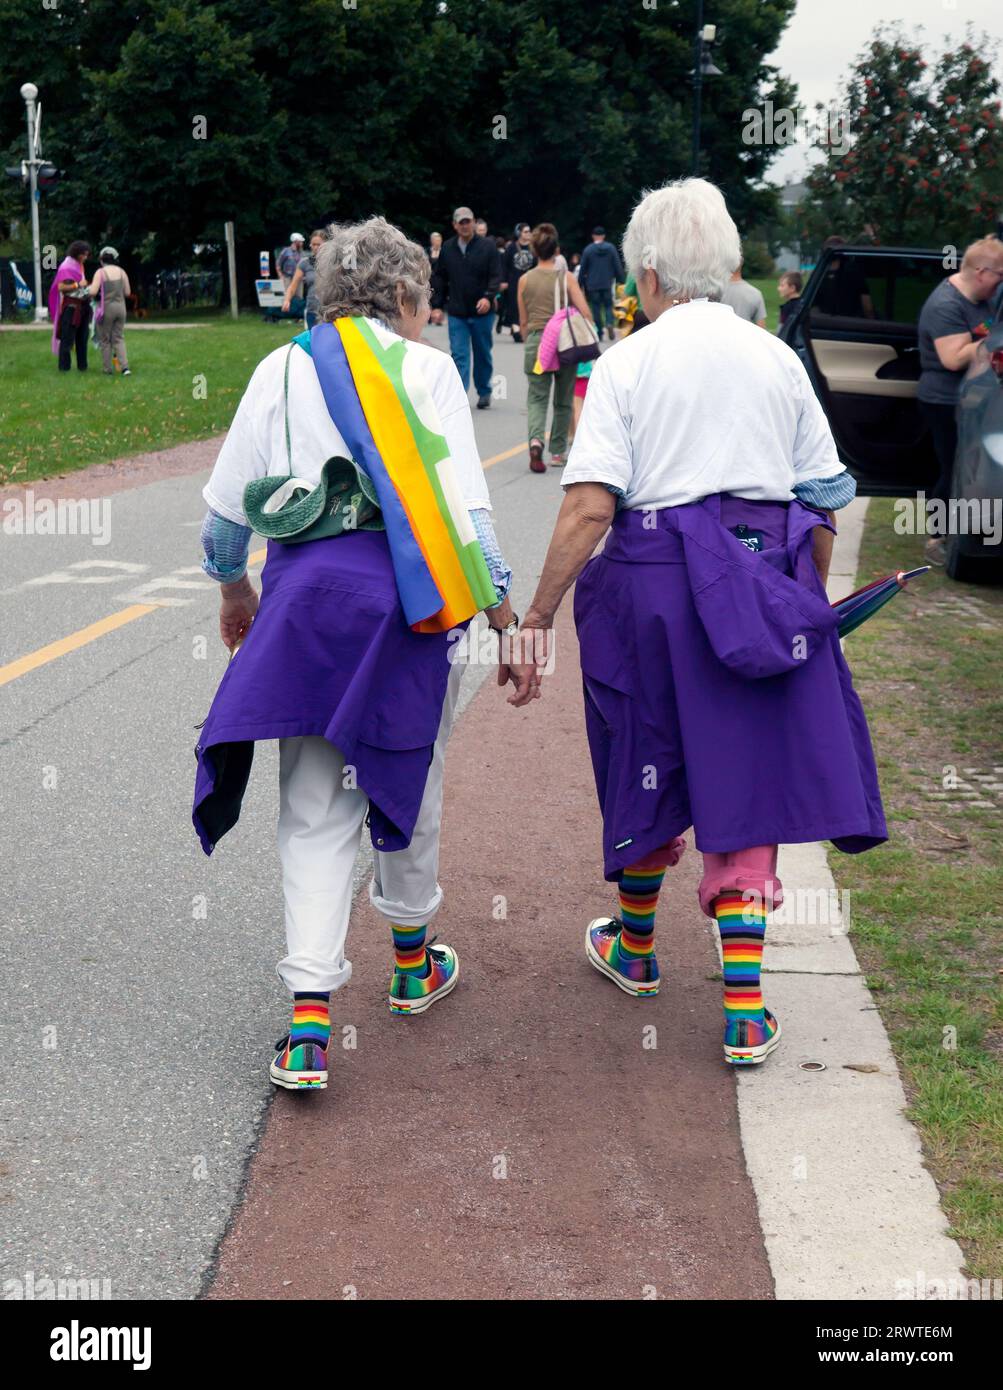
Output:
top-left (482, 443), bottom-right (526, 470)
top-left (1, 446), bottom-right (520, 689)
top-left (0, 604), bottom-right (158, 688)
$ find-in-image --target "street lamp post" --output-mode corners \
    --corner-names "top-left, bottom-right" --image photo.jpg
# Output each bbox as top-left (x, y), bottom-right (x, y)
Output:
top-left (691, 7), bottom-right (722, 176)
top-left (20, 82), bottom-right (47, 322)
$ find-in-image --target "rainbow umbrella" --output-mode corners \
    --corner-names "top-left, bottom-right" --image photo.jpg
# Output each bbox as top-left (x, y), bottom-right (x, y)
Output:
top-left (832, 566), bottom-right (930, 638)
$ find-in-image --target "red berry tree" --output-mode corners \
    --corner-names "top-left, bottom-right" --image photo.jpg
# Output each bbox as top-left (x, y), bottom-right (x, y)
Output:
top-left (798, 25), bottom-right (1001, 253)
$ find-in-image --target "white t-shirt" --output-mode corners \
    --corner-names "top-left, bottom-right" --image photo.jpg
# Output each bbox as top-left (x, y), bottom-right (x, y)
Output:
top-left (203, 320), bottom-right (492, 525)
top-left (561, 299), bottom-right (845, 510)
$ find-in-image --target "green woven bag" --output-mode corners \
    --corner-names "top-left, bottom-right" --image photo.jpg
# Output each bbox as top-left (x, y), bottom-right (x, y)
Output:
top-left (242, 343), bottom-right (384, 543)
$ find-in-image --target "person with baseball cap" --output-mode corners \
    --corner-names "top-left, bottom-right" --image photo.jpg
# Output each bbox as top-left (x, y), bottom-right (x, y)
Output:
top-left (430, 206), bottom-right (502, 409)
top-left (579, 225), bottom-right (624, 342)
top-left (278, 233), bottom-right (306, 290)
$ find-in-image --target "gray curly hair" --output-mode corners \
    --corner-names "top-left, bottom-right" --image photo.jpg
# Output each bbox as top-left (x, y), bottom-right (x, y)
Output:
top-left (314, 215), bottom-right (430, 327)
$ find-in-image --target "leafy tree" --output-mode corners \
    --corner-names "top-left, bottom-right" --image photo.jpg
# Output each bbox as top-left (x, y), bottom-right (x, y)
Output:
top-left (741, 238), bottom-right (775, 277)
top-left (1, 0), bottom-right (805, 289)
top-left (799, 26), bottom-right (1002, 252)
top-left (77, 2), bottom-right (276, 260)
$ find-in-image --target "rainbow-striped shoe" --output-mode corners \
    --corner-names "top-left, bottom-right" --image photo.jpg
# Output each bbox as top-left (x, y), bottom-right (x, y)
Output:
top-left (723, 1010), bottom-right (782, 1066)
top-left (269, 1035), bottom-right (328, 1090)
top-left (389, 941), bottom-right (459, 1016)
top-left (585, 918), bottom-right (660, 997)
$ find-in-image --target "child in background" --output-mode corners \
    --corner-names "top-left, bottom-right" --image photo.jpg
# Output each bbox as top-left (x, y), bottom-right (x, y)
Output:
top-left (777, 271), bottom-right (803, 331)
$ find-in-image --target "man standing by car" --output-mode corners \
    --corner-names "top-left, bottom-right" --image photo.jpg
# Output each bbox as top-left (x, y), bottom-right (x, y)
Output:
top-left (917, 235), bottom-right (1003, 563)
top-left (431, 206), bottom-right (502, 409)
top-left (579, 226), bottom-right (623, 341)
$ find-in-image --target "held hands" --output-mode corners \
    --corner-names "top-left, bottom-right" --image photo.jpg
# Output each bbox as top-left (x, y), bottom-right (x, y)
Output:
top-left (497, 658), bottom-right (540, 706)
top-left (496, 623), bottom-right (553, 708)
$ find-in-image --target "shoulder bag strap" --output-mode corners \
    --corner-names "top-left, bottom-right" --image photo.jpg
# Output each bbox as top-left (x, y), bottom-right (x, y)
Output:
top-left (551, 268), bottom-right (569, 315)
top-left (283, 342), bottom-right (295, 477)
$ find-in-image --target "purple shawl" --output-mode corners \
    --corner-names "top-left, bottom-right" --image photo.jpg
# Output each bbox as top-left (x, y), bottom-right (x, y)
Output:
top-left (48, 257), bottom-right (86, 353)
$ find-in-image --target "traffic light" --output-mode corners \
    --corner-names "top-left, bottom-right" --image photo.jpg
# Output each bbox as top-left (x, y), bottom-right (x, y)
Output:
top-left (4, 162), bottom-right (61, 189)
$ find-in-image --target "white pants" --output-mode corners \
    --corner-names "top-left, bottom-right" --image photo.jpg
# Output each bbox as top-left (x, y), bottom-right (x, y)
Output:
top-left (275, 662), bottom-right (463, 993)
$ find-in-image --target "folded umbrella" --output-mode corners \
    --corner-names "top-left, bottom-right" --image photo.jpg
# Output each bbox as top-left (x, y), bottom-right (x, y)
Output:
top-left (832, 566), bottom-right (930, 638)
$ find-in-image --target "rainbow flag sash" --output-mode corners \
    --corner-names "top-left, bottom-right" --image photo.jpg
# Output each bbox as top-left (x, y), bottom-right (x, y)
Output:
top-left (303, 318), bottom-right (496, 633)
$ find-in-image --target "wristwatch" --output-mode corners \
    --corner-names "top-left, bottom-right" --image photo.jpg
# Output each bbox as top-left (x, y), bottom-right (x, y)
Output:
top-left (492, 612), bottom-right (520, 640)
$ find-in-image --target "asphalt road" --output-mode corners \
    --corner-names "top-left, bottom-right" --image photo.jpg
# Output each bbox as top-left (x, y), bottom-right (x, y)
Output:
top-left (0, 324), bottom-right (625, 1299)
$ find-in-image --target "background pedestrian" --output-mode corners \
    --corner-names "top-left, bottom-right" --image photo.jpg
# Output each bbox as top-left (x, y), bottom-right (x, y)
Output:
top-left (89, 247), bottom-right (132, 376)
top-left (579, 225), bottom-right (623, 342)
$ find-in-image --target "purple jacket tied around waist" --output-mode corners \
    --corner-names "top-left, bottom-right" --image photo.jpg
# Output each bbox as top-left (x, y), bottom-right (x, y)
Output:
top-left (192, 531), bottom-right (457, 857)
top-left (574, 494), bottom-right (887, 879)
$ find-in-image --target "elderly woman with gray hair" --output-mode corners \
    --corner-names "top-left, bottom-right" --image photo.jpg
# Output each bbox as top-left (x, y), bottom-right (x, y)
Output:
top-left (517, 178), bottom-right (887, 1066)
top-left (192, 216), bottom-right (534, 1092)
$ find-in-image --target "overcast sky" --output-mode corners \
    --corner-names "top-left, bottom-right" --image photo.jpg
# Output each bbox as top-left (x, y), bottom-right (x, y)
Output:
top-left (762, 0), bottom-right (1003, 184)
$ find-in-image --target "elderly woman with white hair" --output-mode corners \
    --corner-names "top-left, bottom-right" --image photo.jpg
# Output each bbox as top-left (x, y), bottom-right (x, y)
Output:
top-left (192, 216), bottom-right (534, 1091)
top-left (518, 178), bottom-right (887, 1066)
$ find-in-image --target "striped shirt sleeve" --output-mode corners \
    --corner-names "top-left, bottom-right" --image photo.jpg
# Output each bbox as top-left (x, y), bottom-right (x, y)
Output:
top-left (792, 471), bottom-right (857, 511)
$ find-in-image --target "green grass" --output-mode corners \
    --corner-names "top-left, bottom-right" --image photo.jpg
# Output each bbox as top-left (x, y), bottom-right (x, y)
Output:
top-left (749, 276), bottom-right (782, 332)
top-left (828, 499), bottom-right (1003, 1276)
top-left (0, 312), bottom-right (300, 486)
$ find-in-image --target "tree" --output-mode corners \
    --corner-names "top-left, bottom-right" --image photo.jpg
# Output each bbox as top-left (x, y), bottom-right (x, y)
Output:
top-left (77, 2), bottom-right (277, 260)
top-left (1, 0), bottom-right (805, 282)
top-left (799, 26), bottom-right (1002, 252)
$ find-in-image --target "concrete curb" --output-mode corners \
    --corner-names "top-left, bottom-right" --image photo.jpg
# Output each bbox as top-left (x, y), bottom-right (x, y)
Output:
top-left (735, 495), bottom-right (968, 1299)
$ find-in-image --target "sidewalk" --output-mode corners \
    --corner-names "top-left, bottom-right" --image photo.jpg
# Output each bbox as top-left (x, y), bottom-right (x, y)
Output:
top-left (739, 498), bottom-right (967, 1299)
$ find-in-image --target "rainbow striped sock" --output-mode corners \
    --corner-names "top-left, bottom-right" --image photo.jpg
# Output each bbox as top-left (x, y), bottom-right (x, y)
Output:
top-left (617, 865), bottom-right (666, 958)
top-left (290, 992), bottom-right (331, 1051)
top-left (714, 893), bottom-right (767, 1025)
top-left (391, 922), bottom-right (429, 976)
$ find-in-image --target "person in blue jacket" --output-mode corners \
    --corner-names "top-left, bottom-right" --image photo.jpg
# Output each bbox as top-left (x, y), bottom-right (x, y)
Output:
top-left (579, 226), bottom-right (624, 342)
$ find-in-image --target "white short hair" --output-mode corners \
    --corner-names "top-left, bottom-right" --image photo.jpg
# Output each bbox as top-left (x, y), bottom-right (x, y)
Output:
top-left (622, 177), bottom-right (742, 302)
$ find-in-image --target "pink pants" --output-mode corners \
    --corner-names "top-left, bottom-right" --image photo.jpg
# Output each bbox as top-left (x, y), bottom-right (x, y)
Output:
top-left (628, 839), bottom-right (782, 920)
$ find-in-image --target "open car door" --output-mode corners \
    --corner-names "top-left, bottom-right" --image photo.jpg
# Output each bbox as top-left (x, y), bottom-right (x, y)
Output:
top-left (781, 247), bottom-right (944, 495)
